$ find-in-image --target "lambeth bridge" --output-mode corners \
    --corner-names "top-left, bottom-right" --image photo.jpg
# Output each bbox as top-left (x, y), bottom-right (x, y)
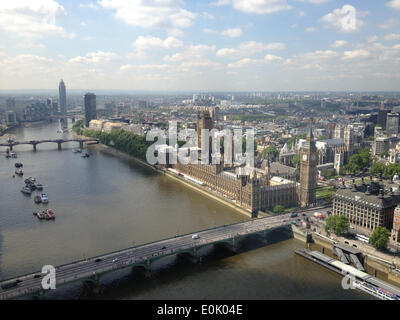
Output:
top-left (0, 214), bottom-right (294, 300)
top-left (0, 139), bottom-right (99, 151)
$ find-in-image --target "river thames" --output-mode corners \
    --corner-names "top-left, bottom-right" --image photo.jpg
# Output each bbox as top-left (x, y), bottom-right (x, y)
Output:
top-left (0, 120), bottom-right (371, 299)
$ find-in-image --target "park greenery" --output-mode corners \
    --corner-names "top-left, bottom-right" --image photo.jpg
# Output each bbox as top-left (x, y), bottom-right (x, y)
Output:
top-left (370, 162), bottom-right (400, 178)
top-left (272, 205), bottom-right (285, 214)
top-left (325, 215), bottom-right (349, 236)
top-left (316, 187), bottom-right (336, 203)
top-left (73, 120), bottom-right (153, 161)
top-left (82, 128), bottom-right (153, 161)
top-left (369, 226), bottom-right (390, 250)
top-left (344, 148), bottom-right (371, 174)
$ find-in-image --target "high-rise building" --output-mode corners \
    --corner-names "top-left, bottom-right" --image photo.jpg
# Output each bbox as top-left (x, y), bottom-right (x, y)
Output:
top-left (299, 126), bottom-right (317, 208)
top-left (386, 113), bottom-right (400, 136)
top-left (6, 98), bottom-right (15, 110)
top-left (59, 80), bottom-right (67, 115)
top-left (6, 110), bottom-right (16, 124)
top-left (84, 93), bottom-right (97, 127)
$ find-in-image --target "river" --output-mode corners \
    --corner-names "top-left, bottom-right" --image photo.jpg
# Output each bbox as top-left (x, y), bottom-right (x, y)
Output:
top-left (0, 120), bottom-right (371, 299)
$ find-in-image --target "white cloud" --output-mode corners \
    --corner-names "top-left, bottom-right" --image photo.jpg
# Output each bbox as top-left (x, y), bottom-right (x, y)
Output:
top-left (386, 0), bottom-right (400, 10)
top-left (0, 0), bottom-right (74, 38)
top-left (79, 2), bottom-right (99, 9)
top-left (202, 12), bottom-right (214, 19)
top-left (231, 0), bottom-right (292, 14)
top-left (305, 27), bottom-right (317, 32)
top-left (133, 36), bottom-right (184, 51)
top-left (99, 0), bottom-right (195, 35)
top-left (385, 33), bottom-right (400, 41)
top-left (379, 18), bottom-right (396, 29)
top-left (331, 40), bottom-right (348, 48)
top-left (68, 51), bottom-right (119, 64)
top-left (216, 41), bottom-right (285, 58)
top-left (342, 49), bottom-right (370, 60)
top-left (264, 54), bottom-right (284, 62)
top-left (221, 28), bottom-right (243, 38)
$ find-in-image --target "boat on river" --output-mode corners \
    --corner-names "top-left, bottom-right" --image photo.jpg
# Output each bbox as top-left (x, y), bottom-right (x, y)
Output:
top-left (40, 193), bottom-right (49, 204)
top-left (34, 196), bottom-right (42, 204)
top-left (15, 169), bottom-right (23, 176)
top-left (21, 186), bottom-right (32, 195)
top-left (14, 163), bottom-right (23, 168)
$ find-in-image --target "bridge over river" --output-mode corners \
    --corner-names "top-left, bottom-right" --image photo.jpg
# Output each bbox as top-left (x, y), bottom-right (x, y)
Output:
top-left (0, 139), bottom-right (99, 151)
top-left (0, 214), bottom-right (293, 300)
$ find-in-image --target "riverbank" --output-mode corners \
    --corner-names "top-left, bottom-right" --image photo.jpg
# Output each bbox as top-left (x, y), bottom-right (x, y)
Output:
top-left (75, 133), bottom-right (256, 219)
top-left (0, 124), bottom-right (19, 137)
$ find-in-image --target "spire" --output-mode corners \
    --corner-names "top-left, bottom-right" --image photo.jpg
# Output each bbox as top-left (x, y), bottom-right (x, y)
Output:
top-left (307, 119), bottom-right (314, 141)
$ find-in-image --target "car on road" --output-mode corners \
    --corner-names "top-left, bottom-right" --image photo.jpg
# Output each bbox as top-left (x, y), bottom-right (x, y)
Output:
top-left (33, 274), bottom-right (42, 279)
top-left (290, 213), bottom-right (298, 218)
top-left (112, 258), bottom-right (120, 263)
top-left (95, 258), bottom-right (102, 262)
top-left (192, 234), bottom-right (200, 239)
top-left (161, 246), bottom-right (167, 250)
top-left (1, 281), bottom-right (19, 290)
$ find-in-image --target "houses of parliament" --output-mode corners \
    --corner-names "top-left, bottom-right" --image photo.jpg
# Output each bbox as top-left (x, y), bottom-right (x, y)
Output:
top-left (165, 110), bottom-right (317, 217)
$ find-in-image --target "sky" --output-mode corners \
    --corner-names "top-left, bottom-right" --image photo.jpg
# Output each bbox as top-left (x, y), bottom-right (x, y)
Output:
top-left (0, 0), bottom-right (399, 92)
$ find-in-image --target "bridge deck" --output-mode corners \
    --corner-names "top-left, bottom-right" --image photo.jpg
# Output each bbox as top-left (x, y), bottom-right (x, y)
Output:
top-left (0, 214), bottom-right (291, 300)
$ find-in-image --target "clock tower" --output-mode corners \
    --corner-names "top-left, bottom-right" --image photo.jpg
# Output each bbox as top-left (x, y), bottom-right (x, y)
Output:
top-left (299, 125), bottom-right (317, 208)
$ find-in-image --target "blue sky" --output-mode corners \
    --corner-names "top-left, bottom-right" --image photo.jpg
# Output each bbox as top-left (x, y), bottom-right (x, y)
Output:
top-left (0, 0), bottom-right (399, 91)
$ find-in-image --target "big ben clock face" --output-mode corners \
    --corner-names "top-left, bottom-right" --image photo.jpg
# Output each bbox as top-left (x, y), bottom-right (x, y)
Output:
top-left (302, 154), bottom-right (307, 161)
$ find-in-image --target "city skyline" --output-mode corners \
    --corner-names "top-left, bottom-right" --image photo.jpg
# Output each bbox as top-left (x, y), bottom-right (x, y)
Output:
top-left (0, 1), bottom-right (399, 92)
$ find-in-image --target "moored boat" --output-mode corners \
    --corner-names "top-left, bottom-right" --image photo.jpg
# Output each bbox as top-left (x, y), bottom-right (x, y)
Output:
top-left (21, 186), bottom-right (32, 195)
top-left (36, 211), bottom-right (46, 220)
top-left (34, 196), bottom-right (42, 204)
top-left (15, 169), bottom-right (23, 176)
top-left (14, 163), bottom-right (23, 168)
top-left (40, 193), bottom-right (49, 204)
top-left (44, 209), bottom-right (55, 220)
top-left (34, 182), bottom-right (43, 190)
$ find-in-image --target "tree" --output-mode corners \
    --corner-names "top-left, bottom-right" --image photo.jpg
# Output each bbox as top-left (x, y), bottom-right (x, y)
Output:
top-left (325, 215), bottom-right (349, 236)
top-left (344, 148), bottom-right (371, 174)
top-left (291, 154), bottom-right (300, 168)
top-left (272, 205), bottom-right (285, 214)
top-left (369, 227), bottom-right (390, 250)
top-left (379, 151), bottom-right (390, 158)
top-left (263, 145), bottom-right (279, 161)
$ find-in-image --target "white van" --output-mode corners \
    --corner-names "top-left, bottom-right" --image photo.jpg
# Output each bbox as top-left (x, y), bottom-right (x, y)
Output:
top-left (192, 234), bottom-right (200, 239)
